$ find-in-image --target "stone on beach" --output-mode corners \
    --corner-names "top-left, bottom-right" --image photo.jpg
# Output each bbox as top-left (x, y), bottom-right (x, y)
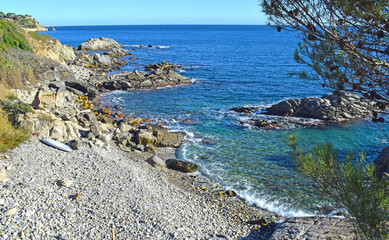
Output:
top-left (166, 159), bottom-right (199, 173)
top-left (146, 155), bottom-right (167, 170)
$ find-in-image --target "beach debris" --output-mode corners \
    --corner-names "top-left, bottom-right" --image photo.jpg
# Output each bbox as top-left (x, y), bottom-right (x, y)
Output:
top-left (72, 193), bottom-right (83, 200)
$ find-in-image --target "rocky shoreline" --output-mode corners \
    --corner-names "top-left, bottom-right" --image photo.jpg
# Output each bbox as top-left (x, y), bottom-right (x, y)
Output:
top-left (232, 92), bottom-right (386, 130)
top-left (0, 35), bottom-right (357, 239)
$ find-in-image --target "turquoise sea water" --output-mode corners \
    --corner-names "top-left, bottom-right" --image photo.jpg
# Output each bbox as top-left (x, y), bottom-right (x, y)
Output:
top-left (46, 25), bottom-right (388, 217)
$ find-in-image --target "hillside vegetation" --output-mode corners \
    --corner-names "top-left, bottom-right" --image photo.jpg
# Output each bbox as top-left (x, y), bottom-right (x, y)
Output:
top-left (0, 12), bottom-right (39, 29)
top-left (0, 19), bottom-right (35, 152)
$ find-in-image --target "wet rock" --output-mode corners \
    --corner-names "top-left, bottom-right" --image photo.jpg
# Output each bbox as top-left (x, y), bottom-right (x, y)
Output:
top-left (144, 61), bottom-right (180, 72)
top-left (146, 155), bottom-right (167, 170)
top-left (166, 159), bottom-right (198, 173)
top-left (374, 147), bottom-right (389, 178)
top-left (76, 37), bottom-right (123, 50)
top-left (202, 139), bottom-right (216, 145)
top-left (249, 119), bottom-right (284, 129)
top-left (231, 106), bottom-right (260, 114)
top-left (225, 190), bottom-right (237, 197)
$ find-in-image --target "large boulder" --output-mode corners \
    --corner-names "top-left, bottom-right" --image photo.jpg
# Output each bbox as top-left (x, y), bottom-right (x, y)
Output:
top-left (65, 80), bottom-right (99, 98)
top-left (153, 128), bottom-right (186, 148)
top-left (31, 88), bottom-right (73, 110)
top-left (374, 147), bottom-right (389, 178)
top-left (76, 37), bottom-right (123, 50)
top-left (264, 92), bottom-right (381, 122)
top-left (166, 159), bottom-right (198, 173)
top-left (17, 111), bottom-right (81, 142)
top-left (93, 53), bottom-right (113, 66)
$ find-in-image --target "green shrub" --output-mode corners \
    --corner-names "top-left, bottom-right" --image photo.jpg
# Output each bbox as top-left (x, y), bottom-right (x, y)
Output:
top-left (0, 108), bottom-right (29, 152)
top-left (0, 20), bottom-right (32, 51)
top-left (0, 98), bottom-right (33, 115)
top-left (28, 31), bottom-right (52, 43)
top-left (286, 134), bottom-right (389, 239)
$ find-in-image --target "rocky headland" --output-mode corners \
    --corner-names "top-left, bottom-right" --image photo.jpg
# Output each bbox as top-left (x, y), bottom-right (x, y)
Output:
top-left (0, 30), bottom-right (358, 239)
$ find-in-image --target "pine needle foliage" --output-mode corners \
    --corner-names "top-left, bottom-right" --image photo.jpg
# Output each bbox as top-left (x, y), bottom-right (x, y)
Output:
top-left (286, 134), bottom-right (389, 239)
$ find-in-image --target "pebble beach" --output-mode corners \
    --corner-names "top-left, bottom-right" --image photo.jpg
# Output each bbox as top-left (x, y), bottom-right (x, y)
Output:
top-left (0, 137), bottom-right (276, 239)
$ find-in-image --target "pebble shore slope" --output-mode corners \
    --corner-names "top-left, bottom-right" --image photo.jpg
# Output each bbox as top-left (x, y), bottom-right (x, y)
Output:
top-left (0, 138), bottom-right (270, 239)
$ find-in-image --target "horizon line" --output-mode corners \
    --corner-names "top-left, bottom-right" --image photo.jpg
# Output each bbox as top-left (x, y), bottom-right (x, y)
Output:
top-left (46, 23), bottom-right (270, 27)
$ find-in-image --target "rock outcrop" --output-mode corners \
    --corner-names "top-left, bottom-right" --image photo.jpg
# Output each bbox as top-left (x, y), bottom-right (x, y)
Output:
top-left (76, 37), bottom-right (123, 50)
top-left (264, 92), bottom-right (381, 122)
top-left (144, 61), bottom-right (180, 72)
top-left (25, 31), bottom-right (76, 64)
top-left (100, 70), bottom-right (191, 91)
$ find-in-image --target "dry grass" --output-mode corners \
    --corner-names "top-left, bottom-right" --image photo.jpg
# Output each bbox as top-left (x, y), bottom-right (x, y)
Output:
top-left (0, 84), bottom-right (12, 100)
top-left (0, 109), bottom-right (29, 152)
top-left (0, 49), bottom-right (36, 88)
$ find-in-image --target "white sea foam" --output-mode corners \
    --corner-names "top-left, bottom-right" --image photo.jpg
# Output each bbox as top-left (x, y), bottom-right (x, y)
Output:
top-left (190, 78), bottom-right (203, 83)
top-left (156, 45), bottom-right (172, 49)
top-left (239, 191), bottom-right (313, 218)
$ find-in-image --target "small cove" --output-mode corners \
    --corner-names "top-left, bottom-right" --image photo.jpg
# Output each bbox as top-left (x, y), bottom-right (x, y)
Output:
top-left (47, 25), bottom-right (388, 217)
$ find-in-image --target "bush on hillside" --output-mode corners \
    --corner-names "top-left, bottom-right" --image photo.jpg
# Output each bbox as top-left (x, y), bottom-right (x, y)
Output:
top-left (0, 20), bottom-right (32, 51)
top-left (0, 109), bottom-right (29, 152)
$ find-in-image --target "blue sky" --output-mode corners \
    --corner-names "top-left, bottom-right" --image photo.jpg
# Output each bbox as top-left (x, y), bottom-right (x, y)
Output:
top-left (1, 0), bottom-right (267, 26)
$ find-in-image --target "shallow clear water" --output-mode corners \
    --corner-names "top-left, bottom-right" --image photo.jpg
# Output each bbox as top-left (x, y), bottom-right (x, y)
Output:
top-left (46, 25), bottom-right (388, 217)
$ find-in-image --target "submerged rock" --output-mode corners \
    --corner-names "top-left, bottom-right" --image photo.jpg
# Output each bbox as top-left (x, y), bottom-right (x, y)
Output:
top-left (166, 159), bottom-right (199, 173)
top-left (231, 106), bottom-right (260, 114)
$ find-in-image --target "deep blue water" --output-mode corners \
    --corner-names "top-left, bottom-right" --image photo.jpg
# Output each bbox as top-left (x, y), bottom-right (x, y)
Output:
top-left (45, 25), bottom-right (388, 217)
